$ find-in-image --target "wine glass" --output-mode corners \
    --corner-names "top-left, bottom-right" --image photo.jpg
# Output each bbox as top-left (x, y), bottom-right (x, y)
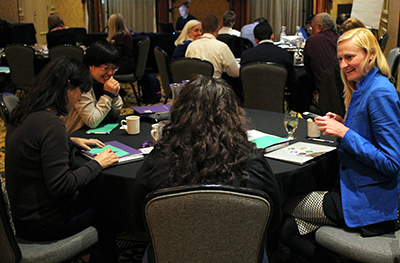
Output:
top-left (284, 111), bottom-right (299, 140)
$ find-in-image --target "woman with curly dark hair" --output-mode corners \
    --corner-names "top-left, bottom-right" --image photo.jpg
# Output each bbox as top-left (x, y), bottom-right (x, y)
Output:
top-left (131, 76), bottom-right (281, 263)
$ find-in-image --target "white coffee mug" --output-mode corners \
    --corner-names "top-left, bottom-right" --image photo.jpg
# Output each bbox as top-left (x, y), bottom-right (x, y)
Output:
top-left (121, 116), bottom-right (140, 135)
top-left (151, 124), bottom-right (161, 141)
top-left (307, 118), bottom-right (321, 138)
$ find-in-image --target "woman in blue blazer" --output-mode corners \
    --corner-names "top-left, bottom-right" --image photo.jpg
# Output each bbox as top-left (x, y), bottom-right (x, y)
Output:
top-left (284, 27), bottom-right (400, 239)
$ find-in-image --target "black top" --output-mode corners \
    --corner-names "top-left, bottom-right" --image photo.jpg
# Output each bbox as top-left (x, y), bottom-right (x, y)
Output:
top-left (46, 28), bottom-right (77, 49)
top-left (175, 14), bottom-right (197, 31)
top-left (5, 110), bottom-right (102, 228)
top-left (131, 149), bottom-right (282, 233)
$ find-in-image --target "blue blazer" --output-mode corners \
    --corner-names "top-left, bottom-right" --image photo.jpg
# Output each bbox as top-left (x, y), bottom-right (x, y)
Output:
top-left (340, 68), bottom-right (400, 227)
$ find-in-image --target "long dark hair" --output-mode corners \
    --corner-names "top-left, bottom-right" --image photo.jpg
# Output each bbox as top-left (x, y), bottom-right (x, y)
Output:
top-left (10, 57), bottom-right (92, 125)
top-left (155, 76), bottom-right (259, 186)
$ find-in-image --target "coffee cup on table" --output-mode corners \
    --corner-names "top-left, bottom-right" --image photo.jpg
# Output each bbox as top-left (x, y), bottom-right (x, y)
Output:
top-left (121, 116), bottom-right (140, 135)
top-left (307, 118), bottom-right (321, 138)
top-left (151, 123), bottom-right (163, 141)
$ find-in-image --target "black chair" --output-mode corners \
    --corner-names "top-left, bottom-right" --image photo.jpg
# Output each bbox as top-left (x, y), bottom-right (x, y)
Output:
top-left (70, 27), bottom-right (88, 46)
top-left (240, 62), bottom-right (288, 113)
top-left (388, 47), bottom-right (400, 86)
top-left (170, 57), bottom-right (214, 83)
top-left (49, 45), bottom-right (84, 62)
top-left (114, 37), bottom-right (151, 106)
top-left (217, 34), bottom-right (254, 58)
top-left (143, 184), bottom-right (273, 263)
top-left (378, 33), bottom-right (389, 52)
top-left (154, 46), bottom-right (172, 104)
top-left (4, 44), bottom-right (36, 93)
top-left (0, 178), bottom-right (99, 263)
top-left (0, 92), bottom-right (19, 125)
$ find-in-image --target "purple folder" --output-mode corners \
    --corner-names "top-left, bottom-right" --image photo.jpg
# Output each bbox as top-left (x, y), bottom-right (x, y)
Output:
top-left (132, 104), bottom-right (171, 116)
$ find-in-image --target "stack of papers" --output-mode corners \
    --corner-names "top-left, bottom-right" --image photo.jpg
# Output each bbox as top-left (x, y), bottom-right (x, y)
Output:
top-left (132, 104), bottom-right (171, 116)
top-left (86, 123), bottom-right (119, 134)
top-left (265, 142), bottom-right (336, 165)
top-left (247, 130), bottom-right (290, 153)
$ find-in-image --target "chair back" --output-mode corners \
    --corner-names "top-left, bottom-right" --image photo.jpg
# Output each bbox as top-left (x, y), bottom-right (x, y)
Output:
top-left (378, 33), bottom-right (389, 52)
top-left (5, 44), bottom-right (36, 91)
top-left (0, 178), bottom-right (22, 263)
top-left (217, 34), bottom-right (254, 58)
top-left (388, 47), bottom-right (400, 86)
top-left (170, 57), bottom-right (214, 83)
top-left (144, 184), bottom-right (272, 263)
top-left (0, 93), bottom-right (20, 125)
top-left (154, 46), bottom-right (172, 102)
top-left (49, 45), bottom-right (84, 62)
top-left (135, 37), bottom-right (151, 80)
top-left (70, 27), bottom-right (88, 46)
top-left (241, 62), bottom-right (288, 113)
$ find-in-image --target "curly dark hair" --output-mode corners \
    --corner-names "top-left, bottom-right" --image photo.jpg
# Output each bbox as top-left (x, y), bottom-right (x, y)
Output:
top-left (155, 76), bottom-right (259, 186)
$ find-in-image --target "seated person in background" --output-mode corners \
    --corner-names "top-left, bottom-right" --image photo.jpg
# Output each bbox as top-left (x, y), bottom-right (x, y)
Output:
top-left (46, 13), bottom-right (77, 49)
top-left (240, 17), bottom-right (267, 47)
top-left (186, 14), bottom-right (239, 79)
top-left (170, 20), bottom-right (202, 62)
top-left (339, 17), bottom-right (365, 35)
top-left (107, 13), bottom-right (134, 75)
top-left (218, 10), bottom-right (240, 37)
top-left (63, 41), bottom-right (123, 134)
top-left (335, 13), bottom-right (349, 33)
top-left (6, 57), bottom-right (119, 262)
top-left (282, 27), bottom-right (400, 260)
top-left (175, 2), bottom-right (197, 32)
top-left (131, 76), bottom-right (282, 263)
top-left (303, 13), bottom-right (339, 92)
top-left (241, 21), bottom-right (298, 104)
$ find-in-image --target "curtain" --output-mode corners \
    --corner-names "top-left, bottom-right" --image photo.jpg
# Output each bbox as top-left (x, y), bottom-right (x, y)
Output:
top-left (250, 0), bottom-right (305, 38)
top-left (231, 0), bottom-right (251, 30)
top-left (108, 0), bottom-right (156, 33)
top-left (87, 0), bottom-right (104, 33)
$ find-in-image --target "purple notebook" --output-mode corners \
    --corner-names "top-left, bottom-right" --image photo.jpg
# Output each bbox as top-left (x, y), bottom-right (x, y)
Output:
top-left (81, 140), bottom-right (144, 165)
top-left (132, 104), bottom-right (171, 115)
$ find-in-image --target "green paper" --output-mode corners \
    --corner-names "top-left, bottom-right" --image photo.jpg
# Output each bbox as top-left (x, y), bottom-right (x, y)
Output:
top-left (86, 123), bottom-right (119, 134)
top-left (87, 145), bottom-right (129, 157)
top-left (252, 135), bottom-right (288, 149)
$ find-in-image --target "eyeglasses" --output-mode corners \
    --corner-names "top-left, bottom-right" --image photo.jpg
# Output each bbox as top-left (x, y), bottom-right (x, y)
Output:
top-left (98, 64), bottom-right (119, 73)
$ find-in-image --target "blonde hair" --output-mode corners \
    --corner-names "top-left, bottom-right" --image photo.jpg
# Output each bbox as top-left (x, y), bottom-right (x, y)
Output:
top-left (174, 20), bottom-right (202, 46)
top-left (107, 13), bottom-right (130, 42)
top-left (338, 27), bottom-right (391, 108)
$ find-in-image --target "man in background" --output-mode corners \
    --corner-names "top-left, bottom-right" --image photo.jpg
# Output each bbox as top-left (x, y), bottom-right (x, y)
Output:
top-left (241, 21), bottom-right (298, 104)
top-left (186, 14), bottom-right (239, 79)
top-left (240, 17), bottom-right (267, 47)
top-left (303, 13), bottom-right (339, 92)
top-left (175, 2), bottom-right (197, 31)
top-left (218, 11), bottom-right (240, 37)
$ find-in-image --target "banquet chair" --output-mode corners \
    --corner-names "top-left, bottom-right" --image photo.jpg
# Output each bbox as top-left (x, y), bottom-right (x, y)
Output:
top-left (0, 92), bottom-right (19, 125)
top-left (387, 47), bottom-right (400, 86)
top-left (143, 184), bottom-right (273, 263)
top-left (217, 34), bottom-right (253, 58)
top-left (0, 179), bottom-right (99, 263)
top-left (170, 57), bottom-right (214, 83)
top-left (240, 62), bottom-right (288, 113)
top-left (114, 37), bottom-right (150, 106)
top-left (315, 225), bottom-right (400, 263)
top-left (154, 46), bottom-right (172, 104)
top-left (4, 44), bottom-right (36, 93)
top-left (49, 45), bottom-right (84, 62)
top-left (378, 33), bottom-right (389, 52)
top-left (70, 27), bottom-right (89, 46)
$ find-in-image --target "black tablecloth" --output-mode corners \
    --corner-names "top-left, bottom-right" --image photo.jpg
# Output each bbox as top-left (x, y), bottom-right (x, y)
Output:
top-left (72, 109), bottom-right (339, 223)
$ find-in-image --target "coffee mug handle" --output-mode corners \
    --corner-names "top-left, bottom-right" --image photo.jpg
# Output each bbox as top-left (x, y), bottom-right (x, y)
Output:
top-left (121, 120), bottom-right (127, 130)
top-left (151, 129), bottom-right (158, 140)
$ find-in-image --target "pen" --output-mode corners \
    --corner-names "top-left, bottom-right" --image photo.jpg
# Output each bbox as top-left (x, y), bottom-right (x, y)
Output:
top-left (308, 138), bottom-right (334, 143)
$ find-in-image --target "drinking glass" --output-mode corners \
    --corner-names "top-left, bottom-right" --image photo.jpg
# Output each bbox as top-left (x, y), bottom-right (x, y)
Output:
top-left (284, 111), bottom-right (299, 140)
top-left (169, 83), bottom-right (182, 103)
